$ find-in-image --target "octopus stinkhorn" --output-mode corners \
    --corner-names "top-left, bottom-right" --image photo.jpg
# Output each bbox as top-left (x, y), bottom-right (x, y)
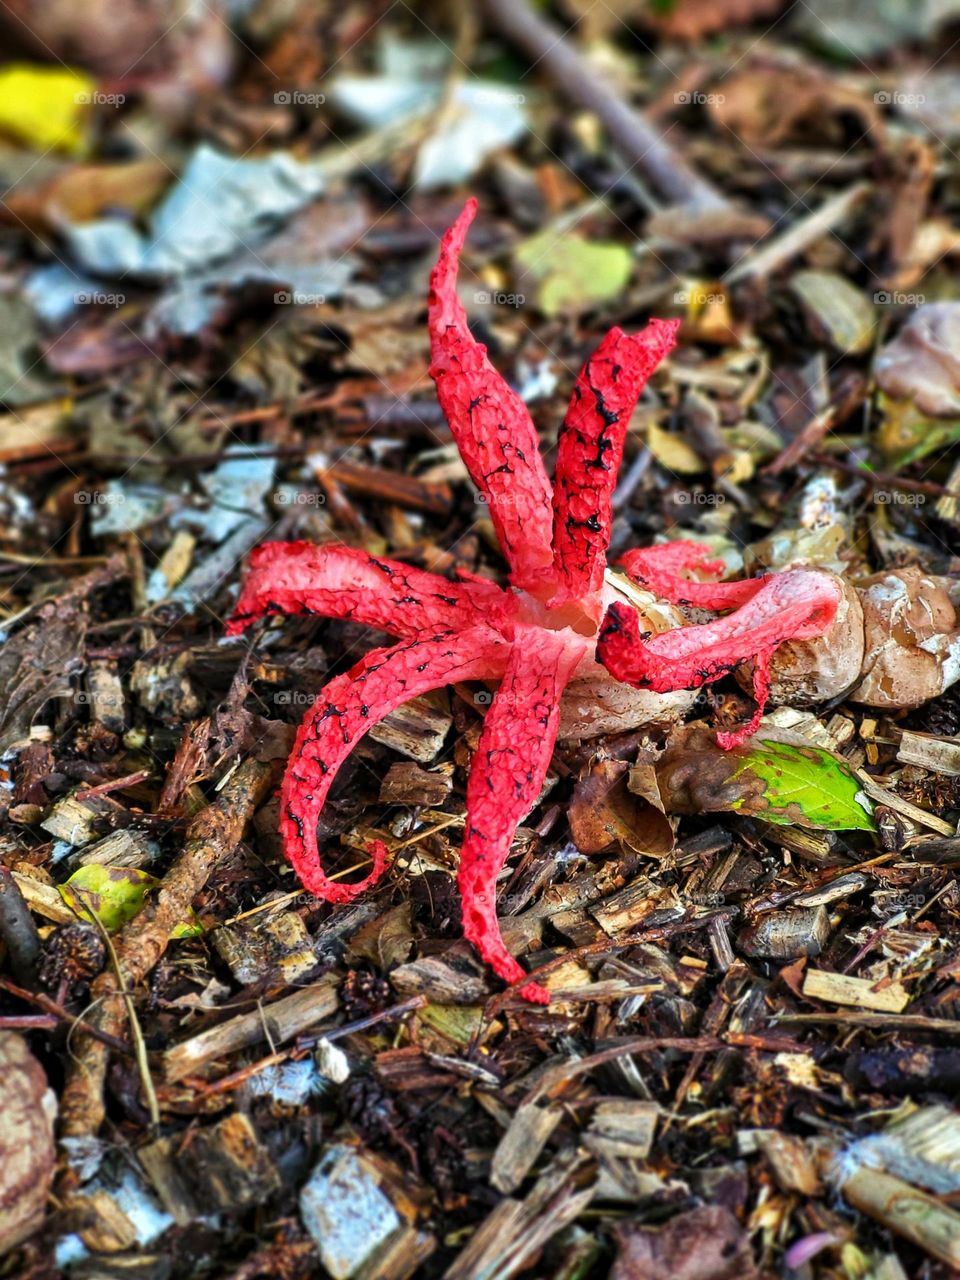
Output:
top-left (227, 199), bottom-right (844, 1002)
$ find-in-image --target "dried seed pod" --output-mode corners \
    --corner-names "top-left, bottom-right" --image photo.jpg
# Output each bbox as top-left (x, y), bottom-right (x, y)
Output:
top-left (38, 922), bottom-right (106, 991)
top-left (736, 572), bottom-right (864, 707)
top-left (849, 566), bottom-right (960, 708)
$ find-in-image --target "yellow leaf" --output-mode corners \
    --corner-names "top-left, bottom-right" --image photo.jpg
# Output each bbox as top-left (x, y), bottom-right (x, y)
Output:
top-left (59, 864), bottom-right (203, 936)
top-left (646, 421), bottom-right (704, 474)
top-left (0, 64), bottom-right (95, 154)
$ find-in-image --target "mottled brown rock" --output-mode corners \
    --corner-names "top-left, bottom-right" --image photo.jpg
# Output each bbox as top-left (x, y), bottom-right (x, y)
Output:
top-left (850, 566), bottom-right (960, 708)
top-left (0, 1033), bottom-right (56, 1257)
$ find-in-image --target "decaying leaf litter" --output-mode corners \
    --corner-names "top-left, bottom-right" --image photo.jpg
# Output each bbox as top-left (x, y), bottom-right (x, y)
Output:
top-left (7, 0), bottom-right (960, 1276)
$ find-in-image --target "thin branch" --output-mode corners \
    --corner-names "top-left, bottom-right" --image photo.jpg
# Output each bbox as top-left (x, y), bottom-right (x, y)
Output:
top-left (480, 0), bottom-right (729, 213)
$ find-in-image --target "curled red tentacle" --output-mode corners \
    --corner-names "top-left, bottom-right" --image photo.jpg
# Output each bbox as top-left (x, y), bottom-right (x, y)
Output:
top-left (619, 540), bottom-right (764, 610)
top-left (458, 630), bottom-right (586, 1003)
top-left (226, 541), bottom-right (506, 640)
top-left (429, 199), bottom-right (555, 590)
top-left (597, 569), bottom-right (842, 745)
top-left (282, 628), bottom-right (511, 902)
top-left (551, 319), bottom-right (679, 603)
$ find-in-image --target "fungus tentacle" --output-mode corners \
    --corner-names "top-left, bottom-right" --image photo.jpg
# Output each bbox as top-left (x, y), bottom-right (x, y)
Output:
top-left (428, 198), bottom-right (555, 590)
top-left (551, 319), bottom-right (679, 603)
top-left (458, 630), bottom-right (586, 1004)
top-left (282, 628), bottom-right (511, 902)
top-left (619, 540), bottom-right (764, 610)
top-left (226, 541), bottom-right (506, 641)
top-left (597, 569), bottom-right (842, 745)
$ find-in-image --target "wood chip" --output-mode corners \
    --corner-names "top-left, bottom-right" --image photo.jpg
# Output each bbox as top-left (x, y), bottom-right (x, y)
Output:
top-left (739, 906), bottom-right (831, 959)
top-left (842, 1167), bottom-right (960, 1268)
top-left (212, 911), bottom-right (317, 985)
top-left (802, 969), bottom-right (911, 1013)
top-left (163, 978), bottom-right (338, 1082)
top-left (753, 1130), bottom-right (820, 1194)
top-left (897, 730), bottom-right (960, 777)
top-left (491, 1103), bottom-right (562, 1193)
top-left (139, 1113), bottom-right (280, 1223)
top-left (371, 693), bottom-right (452, 763)
top-left (585, 1100), bottom-right (658, 1161)
top-left (378, 762), bottom-right (453, 807)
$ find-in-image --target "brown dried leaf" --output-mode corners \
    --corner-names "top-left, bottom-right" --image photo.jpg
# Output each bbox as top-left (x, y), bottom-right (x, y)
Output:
top-left (875, 302), bottom-right (960, 417)
top-left (348, 903), bottom-right (415, 971)
top-left (611, 1205), bottom-right (758, 1280)
top-left (708, 60), bottom-right (882, 148)
top-left (0, 1034), bottom-right (56, 1256)
top-left (568, 760), bottom-right (674, 857)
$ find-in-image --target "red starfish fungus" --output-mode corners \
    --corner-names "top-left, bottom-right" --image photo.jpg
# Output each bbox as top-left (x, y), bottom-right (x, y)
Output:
top-left (228, 198), bottom-right (839, 1002)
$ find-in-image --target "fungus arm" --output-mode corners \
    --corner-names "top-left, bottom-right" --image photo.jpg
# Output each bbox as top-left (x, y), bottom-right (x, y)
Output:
top-left (597, 569), bottom-right (842, 748)
top-left (551, 319), bottom-right (679, 602)
top-left (458, 630), bottom-right (585, 1004)
top-left (429, 199), bottom-right (555, 590)
top-left (619, 540), bottom-right (764, 610)
top-left (281, 628), bottom-right (511, 902)
top-left (226, 541), bottom-right (506, 641)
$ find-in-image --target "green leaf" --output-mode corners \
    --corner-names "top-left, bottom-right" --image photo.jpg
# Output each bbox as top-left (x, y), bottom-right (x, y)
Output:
top-left (514, 232), bottom-right (633, 317)
top-left (59, 864), bottom-right (203, 936)
top-left (729, 739), bottom-right (875, 830)
top-left (877, 392), bottom-right (960, 468)
top-left (657, 727), bottom-right (876, 832)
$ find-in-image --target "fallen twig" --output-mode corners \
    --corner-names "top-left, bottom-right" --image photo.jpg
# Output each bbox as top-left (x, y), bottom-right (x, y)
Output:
top-left (480, 0), bottom-right (729, 213)
top-left (0, 868), bottom-right (41, 988)
top-left (59, 758), bottom-right (274, 1143)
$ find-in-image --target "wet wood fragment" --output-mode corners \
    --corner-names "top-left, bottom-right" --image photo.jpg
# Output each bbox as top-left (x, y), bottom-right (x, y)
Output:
top-left (163, 978), bottom-right (339, 1082)
top-left (378, 762), bottom-right (453, 807)
top-left (490, 1102), bottom-right (562, 1193)
top-left (371, 693), bottom-right (452, 763)
top-left (842, 1167), bottom-right (960, 1268)
top-left (739, 906), bottom-right (831, 959)
top-left (801, 969), bottom-right (911, 1013)
top-left (139, 1113), bottom-right (280, 1222)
